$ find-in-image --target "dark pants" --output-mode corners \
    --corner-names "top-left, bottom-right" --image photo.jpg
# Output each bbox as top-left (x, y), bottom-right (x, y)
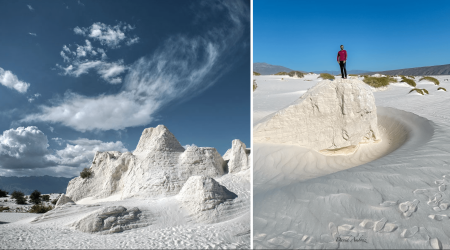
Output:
top-left (339, 61), bottom-right (347, 78)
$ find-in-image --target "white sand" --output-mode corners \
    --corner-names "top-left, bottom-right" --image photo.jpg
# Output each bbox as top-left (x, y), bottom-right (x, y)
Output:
top-left (0, 171), bottom-right (250, 249)
top-left (253, 74), bottom-right (450, 249)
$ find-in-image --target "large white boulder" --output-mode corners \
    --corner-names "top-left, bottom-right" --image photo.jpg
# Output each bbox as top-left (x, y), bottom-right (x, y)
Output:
top-left (66, 125), bottom-right (226, 201)
top-left (254, 78), bottom-right (381, 154)
top-left (223, 139), bottom-right (250, 173)
top-left (178, 176), bottom-right (237, 212)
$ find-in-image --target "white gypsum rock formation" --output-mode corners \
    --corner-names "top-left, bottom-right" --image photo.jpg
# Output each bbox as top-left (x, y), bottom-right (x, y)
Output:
top-left (223, 139), bottom-right (250, 173)
top-left (66, 125), bottom-right (226, 201)
top-left (55, 194), bottom-right (75, 207)
top-left (254, 78), bottom-right (381, 155)
top-left (178, 176), bottom-right (237, 212)
top-left (71, 206), bottom-right (144, 234)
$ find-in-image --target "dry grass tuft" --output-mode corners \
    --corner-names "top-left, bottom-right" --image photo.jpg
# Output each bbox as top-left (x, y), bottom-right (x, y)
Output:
top-left (419, 76), bottom-right (439, 85)
top-left (408, 88), bottom-right (429, 95)
top-left (274, 72), bottom-right (288, 75)
top-left (288, 71), bottom-right (305, 78)
top-left (253, 79), bottom-right (257, 91)
top-left (320, 73), bottom-right (335, 80)
top-left (253, 71), bottom-right (261, 76)
top-left (438, 87), bottom-right (447, 91)
top-left (363, 75), bottom-right (397, 88)
top-left (401, 77), bottom-right (416, 87)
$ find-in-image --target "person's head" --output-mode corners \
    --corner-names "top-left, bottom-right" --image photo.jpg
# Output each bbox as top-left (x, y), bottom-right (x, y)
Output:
top-left (340, 45), bottom-right (344, 50)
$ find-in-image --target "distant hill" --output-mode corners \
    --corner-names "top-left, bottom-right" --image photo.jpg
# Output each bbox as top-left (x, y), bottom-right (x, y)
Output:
top-left (367, 64), bottom-right (450, 76)
top-left (254, 62), bottom-right (298, 75)
top-left (0, 175), bottom-right (74, 195)
top-left (313, 70), bottom-right (371, 75)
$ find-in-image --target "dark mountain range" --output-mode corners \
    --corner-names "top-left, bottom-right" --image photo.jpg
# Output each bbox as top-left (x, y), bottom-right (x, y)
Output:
top-left (254, 62), bottom-right (297, 75)
top-left (0, 175), bottom-right (74, 195)
top-left (367, 64), bottom-right (450, 76)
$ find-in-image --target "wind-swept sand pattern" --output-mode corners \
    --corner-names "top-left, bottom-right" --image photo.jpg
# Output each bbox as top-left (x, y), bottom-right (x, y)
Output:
top-left (253, 74), bottom-right (450, 249)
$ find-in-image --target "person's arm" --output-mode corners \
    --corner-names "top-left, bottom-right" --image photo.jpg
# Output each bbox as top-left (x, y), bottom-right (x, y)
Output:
top-left (344, 51), bottom-right (347, 63)
top-left (337, 52), bottom-right (340, 62)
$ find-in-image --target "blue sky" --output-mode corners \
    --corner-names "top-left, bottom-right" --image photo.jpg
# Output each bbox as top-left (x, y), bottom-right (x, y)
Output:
top-left (254, 0), bottom-right (450, 72)
top-left (0, 0), bottom-right (250, 177)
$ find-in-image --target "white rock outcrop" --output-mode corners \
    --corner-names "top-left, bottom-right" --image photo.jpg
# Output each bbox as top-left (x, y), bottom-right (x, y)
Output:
top-left (55, 194), bottom-right (75, 207)
top-left (178, 176), bottom-right (237, 212)
top-left (66, 125), bottom-right (226, 201)
top-left (223, 139), bottom-right (250, 173)
top-left (254, 78), bottom-right (381, 154)
top-left (71, 206), bottom-right (144, 234)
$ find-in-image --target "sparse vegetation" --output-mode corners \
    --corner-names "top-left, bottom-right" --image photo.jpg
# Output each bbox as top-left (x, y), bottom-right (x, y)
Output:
top-left (30, 190), bottom-right (42, 205)
top-left (80, 167), bottom-right (93, 179)
top-left (363, 75), bottom-right (397, 88)
top-left (401, 77), bottom-right (416, 87)
top-left (51, 198), bottom-right (58, 205)
top-left (287, 71), bottom-right (305, 78)
top-left (0, 206), bottom-right (10, 212)
top-left (409, 88), bottom-right (429, 95)
top-left (349, 74), bottom-right (359, 76)
top-left (320, 73), bottom-right (335, 80)
top-left (42, 194), bottom-right (50, 202)
top-left (274, 72), bottom-right (288, 75)
top-left (11, 191), bottom-right (26, 205)
top-left (438, 87), bottom-right (447, 91)
top-left (0, 189), bottom-right (7, 198)
top-left (253, 79), bottom-right (257, 91)
top-left (419, 76), bottom-right (439, 85)
top-left (253, 71), bottom-right (261, 76)
top-left (29, 204), bottom-right (53, 213)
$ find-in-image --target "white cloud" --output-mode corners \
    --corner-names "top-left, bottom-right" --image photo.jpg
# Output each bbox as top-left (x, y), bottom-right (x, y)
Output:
top-left (58, 60), bottom-right (127, 84)
top-left (0, 126), bottom-right (56, 170)
top-left (28, 33), bottom-right (37, 36)
top-left (0, 127), bottom-right (128, 177)
top-left (74, 22), bottom-right (138, 48)
top-left (28, 93), bottom-right (41, 103)
top-left (0, 67), bottom-right (30, 93)
top-left (26, 1), bottom-right (248, 131)
top-left (27, 5), bottom-right (33, 11)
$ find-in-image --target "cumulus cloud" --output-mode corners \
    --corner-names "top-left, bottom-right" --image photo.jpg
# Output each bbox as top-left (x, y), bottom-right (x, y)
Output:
top-left (25, 0), bottom-right (248, 132)
top-left (0, 126), bottom-right (56, 170)
top-left (58, 60), bottom-right (127, 84)
top-left (28, 33), bottom-right (37, 36)
top-left (0, 67), bottom-right (30, 93)
top-left (73, 22), bottom-right (138, 48)
top-left (0, 126), bottom-right (128, 177)
top-left (28, 93), bottom-right (41, 103)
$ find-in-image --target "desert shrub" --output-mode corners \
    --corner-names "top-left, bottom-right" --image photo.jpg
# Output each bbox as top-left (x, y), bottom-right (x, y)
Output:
top-left (51, 198), bottom-right (58, 205)
top-left (320, 73), bottom-right (335, 80)
top-left (0, 206), bottom-right (9, 212)
top-left (80, 168), bottom-right (93, 179)
top-left (419, 76), bottom-right (439, 85)
top-left (29, 204), bottom-right (53, 213)
top-left (30, 190), bottom-right (42, 205)
top-left (11, 190), bottom-right (26, 204)
top-left (438, 87), bottom-right (447, 91)
top-left (349, 74), bottom-right (358, 76)
top-left (253, 79), bottom-right (257, 91)
top-left (408, 75), bottom-right (415, 79)
top-left (42, 195), bottom-right (50, 202)
top-left (274, 72), bottom-right (288, 75)
top-left (409, 88), bottom-right (426, 95)
top-left (287, 71), bottom-right (305, 78)
top-left (0, 189), bottom-right (7, 197)
top-left (253, 71), bottom-right (261, 76)
top-left (423, 89), bottom-right (429, 94)
top-left (363, 75), bottom-right (397, 88)
top-left (401, 77), bottom-right (416, 87)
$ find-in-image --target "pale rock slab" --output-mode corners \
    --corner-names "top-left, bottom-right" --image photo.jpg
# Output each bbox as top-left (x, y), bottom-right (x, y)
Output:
top-left (222, 139), bottom-right (250, 173)
top-left (254, 78), bottom-right (381, 154)
top-left (71, 206), bottom-right (145, 234)
top-left (66, 125), bottom-right (226, 201)
top-left (55, 194), bottom-right (75, 207)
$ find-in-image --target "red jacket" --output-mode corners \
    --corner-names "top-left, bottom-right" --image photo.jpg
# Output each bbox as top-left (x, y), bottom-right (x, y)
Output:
top-left (337, 50), bottom-right (347, 61)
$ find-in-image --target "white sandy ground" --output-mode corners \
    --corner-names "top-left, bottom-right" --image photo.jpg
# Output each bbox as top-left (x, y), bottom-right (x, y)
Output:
top-left (0, 171), bottom-right (250, 249)
top-left (253, 74), bottom-right (450, 249)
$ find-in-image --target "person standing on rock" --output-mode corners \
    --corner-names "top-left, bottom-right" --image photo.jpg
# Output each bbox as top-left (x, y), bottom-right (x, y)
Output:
top-left (337, 45), bottom-right (347, 79)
